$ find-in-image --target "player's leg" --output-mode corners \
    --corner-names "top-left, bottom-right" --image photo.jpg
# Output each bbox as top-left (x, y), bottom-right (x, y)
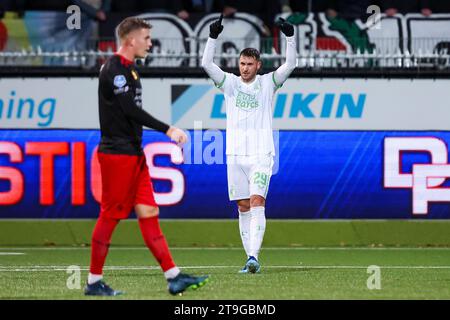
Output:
top-left (245, 155), bottom-right (274, 273)
top-left (85, 215), bottom-right (122, 296)
top-left (135, 155), bottom-right (209, 295)
top-left (88, 215), bottom-right (119, 282)
top-left (249, 195), bottom-right (266, 262)
top-left (135, 205), bottom-right (208, 295)
top-left (237, 199), bottom-right (251, 257)
top-left (227, 155), bottom-right (252, 272)
top-left (244, 195), bottom-right (266, 273)
top-left (135, 204), bottom-right (179, 279)
top-left (236, 199), bottom-right (251, 273)
top-left (85, 153), bottom-right (139, 296)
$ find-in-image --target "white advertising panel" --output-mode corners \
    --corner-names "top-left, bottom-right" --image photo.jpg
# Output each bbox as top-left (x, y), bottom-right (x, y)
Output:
top-left (1, 77), bottom-right (449, 130)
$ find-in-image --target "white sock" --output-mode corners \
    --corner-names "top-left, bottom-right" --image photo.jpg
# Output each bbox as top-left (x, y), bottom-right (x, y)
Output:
top-left (88, 273), bottom-right (103, 285)
top-left (238, 210), bottom-right (251, 257)
top-left (249, 206), bottom-right (266, 260)
top-left (164, 266), bottom-right (181, 280)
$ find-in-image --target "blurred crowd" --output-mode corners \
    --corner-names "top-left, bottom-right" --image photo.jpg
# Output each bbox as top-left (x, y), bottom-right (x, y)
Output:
top-left (1, 1), bottom-right (450, 34)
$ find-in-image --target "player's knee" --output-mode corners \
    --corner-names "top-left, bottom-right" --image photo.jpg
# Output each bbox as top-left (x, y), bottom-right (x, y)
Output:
top-left (238, 205), bottom-right (250, 213)
top-left (250, 196), bottom-right (265, 208)
top-left (135, 204), bottom-right (159, 218)
top-left (237, 200), bottom-right (250, 213)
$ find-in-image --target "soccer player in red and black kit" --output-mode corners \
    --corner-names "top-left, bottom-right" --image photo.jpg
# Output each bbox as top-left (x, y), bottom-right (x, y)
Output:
top-left (84, 17), bottom-right (209, 296)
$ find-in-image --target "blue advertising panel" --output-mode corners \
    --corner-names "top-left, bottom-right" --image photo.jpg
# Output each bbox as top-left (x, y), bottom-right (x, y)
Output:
top-left (1, 130), bottom-right (450, 219)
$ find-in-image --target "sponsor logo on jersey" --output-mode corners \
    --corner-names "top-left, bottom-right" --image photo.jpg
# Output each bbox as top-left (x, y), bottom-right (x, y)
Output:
top-left (235, 91), bottom-right (259, 111)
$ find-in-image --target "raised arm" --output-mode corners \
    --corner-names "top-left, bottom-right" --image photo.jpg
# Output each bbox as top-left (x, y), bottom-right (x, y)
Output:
top-left (273, 18), bottom-right (297, 87)
top-left (201, 14), bottom-right (226, 87)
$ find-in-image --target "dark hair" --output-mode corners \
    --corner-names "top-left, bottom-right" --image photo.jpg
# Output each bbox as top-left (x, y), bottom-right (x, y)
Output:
top-left (117, 17), bottom-right (152, 39)
top-left (240, 48), bottom-right (261, 61)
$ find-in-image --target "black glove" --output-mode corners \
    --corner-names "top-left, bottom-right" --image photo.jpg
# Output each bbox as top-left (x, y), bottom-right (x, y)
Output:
top-left (209, 14), bottom-right (224, 39)
top-left (278, 17), bottom-right (294, 37)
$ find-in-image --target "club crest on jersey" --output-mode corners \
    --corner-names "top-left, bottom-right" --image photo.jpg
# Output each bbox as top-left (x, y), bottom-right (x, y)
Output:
top-left (113, 75), bottom-right (126, 88)
top-left (131, 70), bottom-right (139, 80)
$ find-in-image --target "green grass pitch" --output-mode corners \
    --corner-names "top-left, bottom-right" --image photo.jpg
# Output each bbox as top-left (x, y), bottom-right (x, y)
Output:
top-left (1, 246), bottom-right (450, 299)
top-left (1, 219), bottom-right (450, 300)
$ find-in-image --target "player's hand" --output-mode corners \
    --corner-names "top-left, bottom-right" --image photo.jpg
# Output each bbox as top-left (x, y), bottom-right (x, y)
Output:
top-left (277, 17), bottom-right (294, 37)
top-left (167, 126), bottom-right (188, 147)
top-left (209, 14), bottom-right (224, 39)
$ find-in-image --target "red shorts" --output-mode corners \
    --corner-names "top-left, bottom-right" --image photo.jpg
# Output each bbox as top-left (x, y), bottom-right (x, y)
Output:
top-left (98, 152), bottom-right (157, 219)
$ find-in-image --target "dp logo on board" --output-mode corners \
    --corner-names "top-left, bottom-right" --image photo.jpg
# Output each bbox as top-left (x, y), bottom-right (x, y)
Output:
top-left (384, 137), bottom-right (450, 215)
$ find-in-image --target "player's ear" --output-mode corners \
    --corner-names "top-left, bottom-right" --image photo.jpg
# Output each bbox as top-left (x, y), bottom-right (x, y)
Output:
top-left (129, 35), bottom-right (136, 47)
top-left (125, 31), bottom-right (136, 47)
top-left (121, 34), bottom-right (132, 47)
top-left (257, 60), bottom-right (262, 71)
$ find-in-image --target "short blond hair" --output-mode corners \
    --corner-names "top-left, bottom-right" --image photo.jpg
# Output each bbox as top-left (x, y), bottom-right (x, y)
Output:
top-left (117, 17), bottom-right (152, 40)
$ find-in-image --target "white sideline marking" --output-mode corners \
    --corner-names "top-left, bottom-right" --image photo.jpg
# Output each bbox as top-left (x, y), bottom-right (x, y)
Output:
top-left (1, 247), bottom-right (450, 251)
top-left (1, 265), bottom-right (450, 272)
top-left (0, 253), bottom-right (25, 255)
